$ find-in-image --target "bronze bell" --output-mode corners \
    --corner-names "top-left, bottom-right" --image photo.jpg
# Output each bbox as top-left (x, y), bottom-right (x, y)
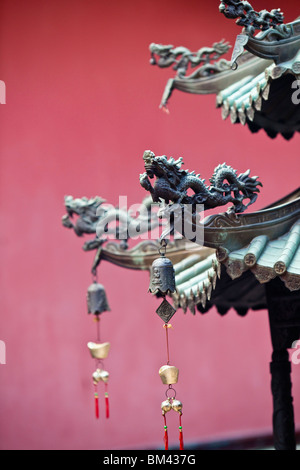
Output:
top-left (149, 256), bottom-right (176, 295)
top-left (172, 399), bottom-right (183, 413)
top-left (161, 399), bottom-right (172, 414)
top-left (92, 368), bottom-right (109, 385)
top-left (159, 365), bottom-right (179, 385)
top-left (87, 282), bottom-right (110, 315)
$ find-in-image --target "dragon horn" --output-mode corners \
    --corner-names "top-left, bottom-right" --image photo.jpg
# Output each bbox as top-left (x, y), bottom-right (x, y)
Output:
top-left (174, 157), bottom-right (183, 167)
top-left (238, 169), bottom-right (250, 180)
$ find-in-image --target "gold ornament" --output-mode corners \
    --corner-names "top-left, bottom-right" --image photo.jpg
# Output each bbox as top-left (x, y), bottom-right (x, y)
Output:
top-left (87, 341), bottom-right (110, 359)
top-left (159, 365), bottom-right (179, 385)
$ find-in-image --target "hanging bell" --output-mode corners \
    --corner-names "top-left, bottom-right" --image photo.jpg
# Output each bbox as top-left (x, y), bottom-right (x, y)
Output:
top-left (92, 369), bottom-right (110, 419)
top-left (92, 368), bottom-right (103, 385)
top-left (87, 282), bottom-right (110, 315)
top-left (161, 399), bottom-right (172, 414)
top-left (149, 256), bottom-right (176, 296)
top-left (172, 399), bottom-right (183, 413)
top-left (159, 365), bottom-right (179, 385)
top-left (92, 368), bottom-right (109, 385)
top-left (99, 369), bottom-right (110, 383)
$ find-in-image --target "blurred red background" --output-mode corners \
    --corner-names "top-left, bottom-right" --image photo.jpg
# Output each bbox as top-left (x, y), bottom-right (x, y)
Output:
top-left (0, 0), bottom-right (299, 450)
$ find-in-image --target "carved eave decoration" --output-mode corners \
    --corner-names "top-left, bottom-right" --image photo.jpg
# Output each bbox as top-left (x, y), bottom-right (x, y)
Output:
top-left (138, 150), bottom-right (300, 312)
top-left (61, 195), bottom-right (222, 315)
top-left (150, 2), bottom-right (300, 139)
top-left (201, 188), bottom-right (300, 292)
top-left (218, 1), bottom-right (300, 140)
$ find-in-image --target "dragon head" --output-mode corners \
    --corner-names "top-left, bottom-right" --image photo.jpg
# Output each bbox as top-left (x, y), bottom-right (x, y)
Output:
top-left (143, 150), bottom-right (157, 178)
top-left (149, 43), bottom-right (182, 69)
top-left (62, 195), bottom-right (114, 240)
top-left (143, 150), bottom-right (184, 185)
top-left (64, 195), bottom-right (106, 218)
top-left (219, 1), bottom-right (240, 19)
top-left (62, 196), bottom-right (107, 235)
top-left (149, 43), bottom-right (174, 65)
top-left (269, 9), bottom-right (284, 25)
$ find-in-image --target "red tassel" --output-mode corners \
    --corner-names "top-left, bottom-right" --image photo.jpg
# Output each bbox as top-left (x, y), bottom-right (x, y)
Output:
top-left (164, 428), bottom-right (169, 450)
top-left (179, 414), bottom-right (184, 450)
top-left (163, 415), bottom-right (168, 450)
top-left (105, 385), bottom-right (110, 419)
top-left (179, 429), bottom-right (184, 450)
top-left (94, 392), bottom-right (99, 419)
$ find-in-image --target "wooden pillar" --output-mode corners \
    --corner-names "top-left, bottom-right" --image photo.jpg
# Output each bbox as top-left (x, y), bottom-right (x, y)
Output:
top-left (270, 349), bottom-right (296, 449)
top-left (265, 277), bottom-right (300, 450)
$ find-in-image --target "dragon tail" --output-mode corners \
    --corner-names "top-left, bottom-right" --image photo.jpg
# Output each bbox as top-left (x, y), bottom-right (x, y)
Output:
top-left (237, 169), bottom-right (263, 195)
top-left (209, 163), bottom-right (263, 211)
top-left (236, 169), bottom-right (263, 210)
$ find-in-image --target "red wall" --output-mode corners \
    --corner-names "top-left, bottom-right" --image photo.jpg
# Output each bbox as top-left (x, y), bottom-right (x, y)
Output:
top-left (0, 0), bottom-right (299, 450)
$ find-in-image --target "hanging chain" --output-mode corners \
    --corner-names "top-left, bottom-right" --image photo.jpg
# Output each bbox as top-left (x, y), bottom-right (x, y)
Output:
top-left (159, 238), bottom-right (168, 256)
top-left (163, 323), bottom-right (172, 365)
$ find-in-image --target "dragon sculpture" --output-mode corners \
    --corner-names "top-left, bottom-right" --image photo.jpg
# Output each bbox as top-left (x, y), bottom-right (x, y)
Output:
top-left (62, 194), bottom-right (162, 252)
top-left (219, 1), bottom-right (285, 36)
top-left (149, 40), bottom-right (231, 78)
top-left (139, 150), bottom-right (262, 215)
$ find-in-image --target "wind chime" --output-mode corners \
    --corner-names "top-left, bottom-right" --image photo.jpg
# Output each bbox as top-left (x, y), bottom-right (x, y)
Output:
top-left (149, 239), bottom-right (184, 450)
top-left (86, 270), bottom-right (111, 420)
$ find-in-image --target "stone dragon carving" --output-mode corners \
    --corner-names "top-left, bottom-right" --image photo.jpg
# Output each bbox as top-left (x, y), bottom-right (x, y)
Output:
top-left (219, 1), bottom-right (287, 37)
top-left (149, 40), bottom-right (231, 78)
top-left (139, 150), bottom-right (262, 214)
